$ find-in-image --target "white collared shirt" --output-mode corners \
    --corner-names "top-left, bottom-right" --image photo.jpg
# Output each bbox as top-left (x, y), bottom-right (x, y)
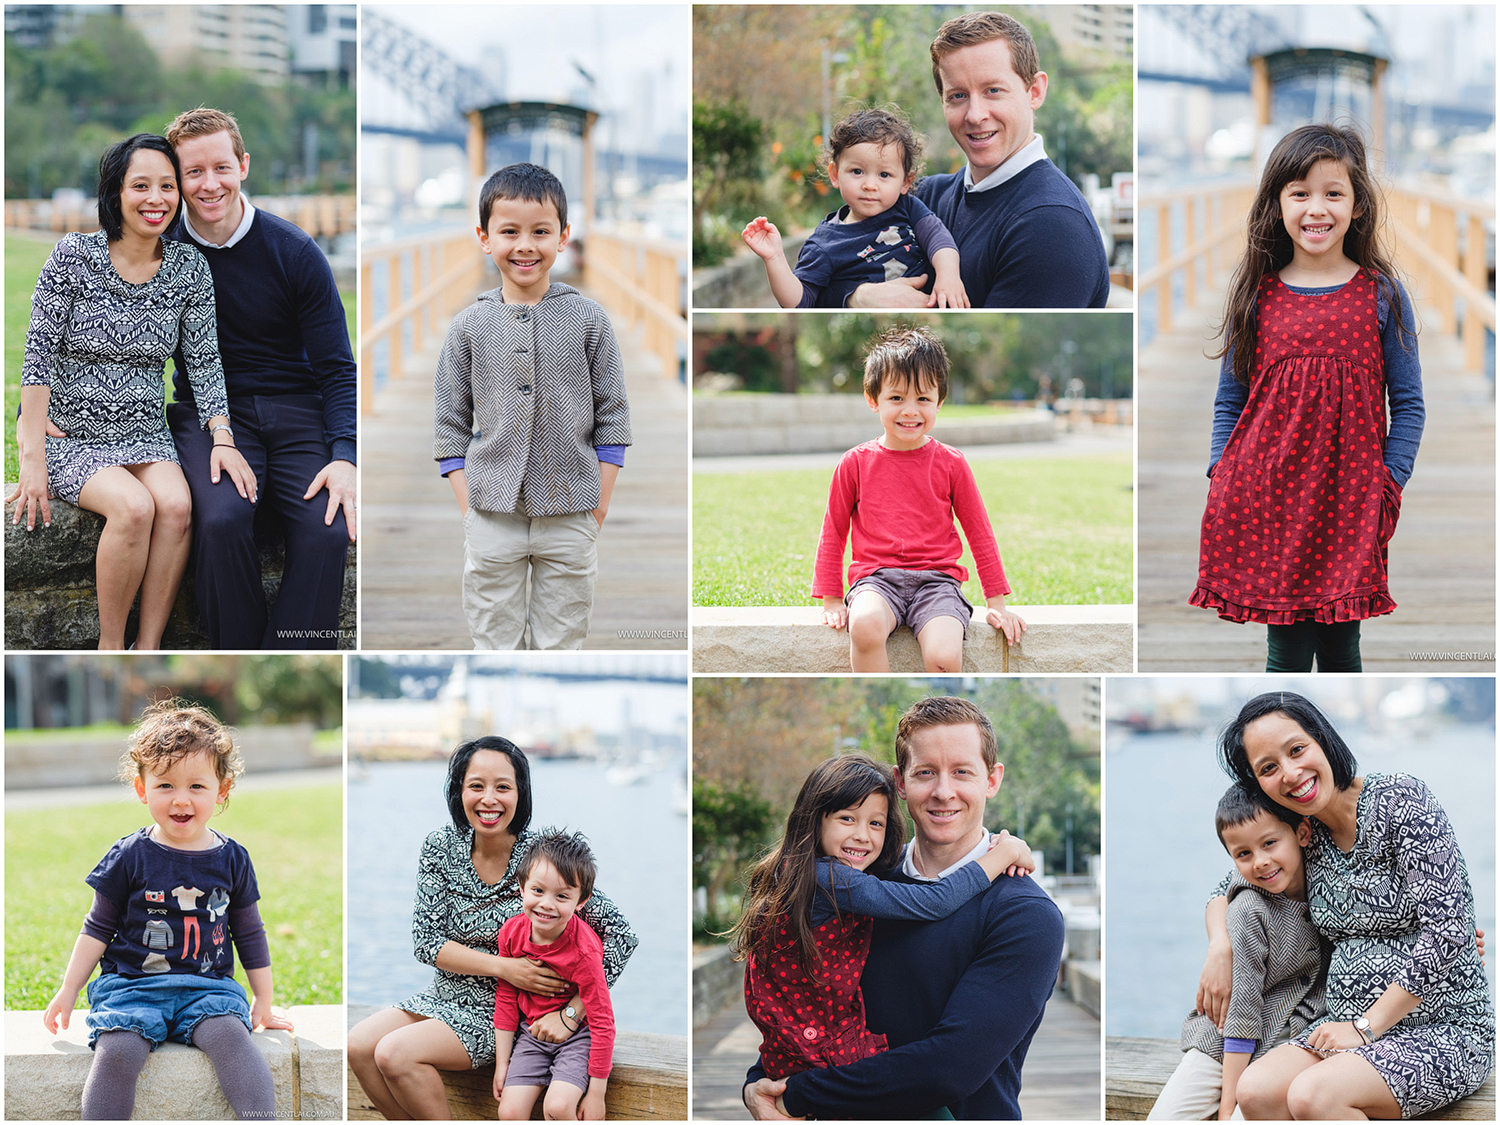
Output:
top-left (963, 134), bottom-right (1048, 194)
top-left (901, 830), bottom-right (996, 882)
top-left (183, 197), bottom-right (256, 249)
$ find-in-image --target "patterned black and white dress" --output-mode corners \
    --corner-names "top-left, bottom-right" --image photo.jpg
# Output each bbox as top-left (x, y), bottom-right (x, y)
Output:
top-left (395, 824), bottom-right (638, 1067)
top-left (20, 230), bottom-right (228, 502)
top-left (1294, 773), bottom-right (1493, 1117)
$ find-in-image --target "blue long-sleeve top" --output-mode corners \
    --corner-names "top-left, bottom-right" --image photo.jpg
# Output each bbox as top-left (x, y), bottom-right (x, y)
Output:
top-left (749, 868), bottom-right (1064, 1119)
top-left (809, 856), bottom-right (991, 926)
top-left (1209, 276), bottom-right (1424, 487)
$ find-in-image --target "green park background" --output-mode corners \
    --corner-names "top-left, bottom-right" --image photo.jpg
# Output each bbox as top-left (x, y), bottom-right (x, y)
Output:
top-left (5, 654), bottom-right (343, 1013)
top-left (693, 4), bottom-right (1132, 266)
top-left (694, 312), bottom-right (1133, 609)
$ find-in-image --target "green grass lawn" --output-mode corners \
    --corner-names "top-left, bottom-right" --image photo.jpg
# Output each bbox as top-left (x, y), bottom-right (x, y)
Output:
top-left (5, 783), bottom-right (342, 1013)
top-left (5, 235), bottom-right (357, 483)
top-left (694, 451), bottom-right (1133, 606)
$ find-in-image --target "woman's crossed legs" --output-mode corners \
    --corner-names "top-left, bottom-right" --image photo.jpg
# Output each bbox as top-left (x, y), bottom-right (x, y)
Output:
top-left (76, 461), bottom-right (191, 650)
top-left (1237, 1043), bottom-right (1402, 1120)
top-left (348, 1007), bottom-right (473, 1120)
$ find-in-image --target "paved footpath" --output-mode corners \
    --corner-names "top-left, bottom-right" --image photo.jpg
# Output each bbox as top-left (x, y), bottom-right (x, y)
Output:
top-left (1139, 280), bottom-right (1495, 671)
top-left (361, 286), bottom-right (689, 650)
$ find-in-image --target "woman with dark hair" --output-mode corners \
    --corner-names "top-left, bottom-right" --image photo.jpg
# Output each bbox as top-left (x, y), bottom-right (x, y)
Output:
top-left (347, 737), bottom-right (638, 1120)
top-left (1196, 692), bottom-right (1491, 1119)
top-left (8, 133), bottom-right (254, 649)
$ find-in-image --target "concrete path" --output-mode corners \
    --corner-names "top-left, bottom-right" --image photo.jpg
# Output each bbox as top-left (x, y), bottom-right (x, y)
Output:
top-left (694, 424), bottom-right (1133, 475)
top-left (360, 286), bottom-right (689, 650)
top-left (1139, 280), bottom-right (1494, 670)
top-left (692, 988), bottom-right (1101, 1119)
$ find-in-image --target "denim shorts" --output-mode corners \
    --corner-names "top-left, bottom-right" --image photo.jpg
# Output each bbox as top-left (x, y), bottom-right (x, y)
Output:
top-left (85, 973), bottom-right (252, 1049)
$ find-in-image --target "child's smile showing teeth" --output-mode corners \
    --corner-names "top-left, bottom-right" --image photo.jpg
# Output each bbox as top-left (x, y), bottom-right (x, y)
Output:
top-left (820, 794), bottom-right (889, 873)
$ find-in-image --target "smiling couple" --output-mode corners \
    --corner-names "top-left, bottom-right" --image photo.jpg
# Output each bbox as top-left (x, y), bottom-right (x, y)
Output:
top-left (739, 696), bottom-right (1065, 1121)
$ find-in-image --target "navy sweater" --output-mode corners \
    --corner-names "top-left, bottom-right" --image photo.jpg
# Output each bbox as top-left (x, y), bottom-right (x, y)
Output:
top-left (169, 209), bottom-right (357, 465)
top-left (916, 160), bottom-right (1110, 309)
top-left (751, 869), bottom-right (1065, 1120)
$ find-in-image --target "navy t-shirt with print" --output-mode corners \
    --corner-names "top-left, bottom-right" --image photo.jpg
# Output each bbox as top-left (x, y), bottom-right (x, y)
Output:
top-left (86, 827), bottom-right (260, 980)
top-left (793, 194), bottom-right (955, 308)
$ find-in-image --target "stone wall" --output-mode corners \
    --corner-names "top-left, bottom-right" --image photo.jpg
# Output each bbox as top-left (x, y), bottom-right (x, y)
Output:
top-left (693, 393), bottom-right (1056, 456)
top-left (4, 492), bottom-right (356, 649)
top-left (692, 605), bottom-right (1134, 672)
top-left (5, 1005), bottom-right (344, 1120)
top-left (692, 944), bottom-right (746, 1029)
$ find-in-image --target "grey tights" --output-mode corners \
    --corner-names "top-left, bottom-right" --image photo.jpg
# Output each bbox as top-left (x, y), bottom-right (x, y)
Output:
top-left (83, 1016), bottom-right (276, 1120)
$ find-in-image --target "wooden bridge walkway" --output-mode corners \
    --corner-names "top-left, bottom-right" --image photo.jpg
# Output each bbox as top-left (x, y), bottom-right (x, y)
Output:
top-left (1138, 279), bottom-right (1495, 671)
top-left (692, 987), bottom-right (1101, 1119)
top-left (360, 283), bottom-right (688, 649)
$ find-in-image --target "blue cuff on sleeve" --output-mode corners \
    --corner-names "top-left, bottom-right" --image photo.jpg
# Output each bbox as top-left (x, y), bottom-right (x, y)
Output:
top-left (330, 437), bottom-right (358, 466)
top-left (439, 457), bottom-right (465, 477)
top-left (595, 445), bottom-right (626, 468)
top-left (1223, 1038), bottom-right (1257, 1054)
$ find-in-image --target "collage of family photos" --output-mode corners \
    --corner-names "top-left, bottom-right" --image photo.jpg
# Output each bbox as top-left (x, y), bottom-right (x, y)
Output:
top-left (1, 2), bottom-right (1495, 1122)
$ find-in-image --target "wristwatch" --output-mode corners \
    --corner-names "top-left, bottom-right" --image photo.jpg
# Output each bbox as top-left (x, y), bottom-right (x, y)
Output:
top-left (210, 423), bottom-right (234, 444)
top-left (563, 1005), bottom-right (578, 1022)
top-left (1353, 1015), bottom-right (1374, 1044)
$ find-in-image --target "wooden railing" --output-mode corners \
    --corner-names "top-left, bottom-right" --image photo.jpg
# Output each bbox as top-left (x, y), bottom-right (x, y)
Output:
top-left (584, 230), bottom-right (689, 380)
top-left (1140, 180), bottom-right (1494, 372)
top-left (358, 229), bottom-right (487, 413)
top-left (4, 194), bottom-right (356, 240)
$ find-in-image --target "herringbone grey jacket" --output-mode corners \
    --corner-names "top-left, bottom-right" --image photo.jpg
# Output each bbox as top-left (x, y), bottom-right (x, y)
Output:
top-left (434, 283), bottom-right (632, 516)
top-left (1179, 871), bottom-right (1328, 1062)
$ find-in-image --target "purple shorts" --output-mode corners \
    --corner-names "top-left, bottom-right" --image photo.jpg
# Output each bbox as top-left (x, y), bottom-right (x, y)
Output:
top-left (503, 1023), bottom-right (593, 1093)
top-left (847, 568), bottom-right (972, 639)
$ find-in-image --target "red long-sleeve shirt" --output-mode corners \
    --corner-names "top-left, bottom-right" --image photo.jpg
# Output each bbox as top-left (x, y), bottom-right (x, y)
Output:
top-left (493, 912), bottom-right (615, 1080)
top-left (811, 439), bottom-right (1010, 600)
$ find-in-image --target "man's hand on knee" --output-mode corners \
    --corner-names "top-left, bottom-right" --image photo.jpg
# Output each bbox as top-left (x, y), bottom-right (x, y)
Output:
top-left (304, 459), bottom-right (357, 540)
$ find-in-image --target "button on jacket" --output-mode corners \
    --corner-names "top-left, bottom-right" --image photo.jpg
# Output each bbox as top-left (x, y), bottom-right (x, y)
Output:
top-left (434, 282), bottom-right (632, 516)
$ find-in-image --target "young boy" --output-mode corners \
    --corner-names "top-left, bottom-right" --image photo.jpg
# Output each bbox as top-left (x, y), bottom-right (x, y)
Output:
top-left (741, 108), bottom-right (968, 309)
top-left (811, 325), bottom-right (1026, 672)
top-left (1147, 787), bottom-right (1325, 1121)
top-left (434, 163), bottom-right (632, 650)
top-left (492, 832), bottom-right (615, 1121)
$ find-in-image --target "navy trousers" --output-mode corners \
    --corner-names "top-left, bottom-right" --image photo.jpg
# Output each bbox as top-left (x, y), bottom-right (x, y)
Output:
top-left (169, 395), bottom-right (349, 649)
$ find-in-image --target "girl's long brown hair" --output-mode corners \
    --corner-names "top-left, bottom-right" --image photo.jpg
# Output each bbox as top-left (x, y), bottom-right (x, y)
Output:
top-left (728, 754), bottom-right (905, 979)
top-left (1215, 122), bottom-right (1414, 385)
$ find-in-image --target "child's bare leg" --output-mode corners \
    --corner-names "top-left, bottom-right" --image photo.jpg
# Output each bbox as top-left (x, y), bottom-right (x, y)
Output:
top-left (82, 1029), bottom-right (152, 1120)
top-left (847, 590), bottom-right (897, 672)
top-left (498, 1084), bottom-right (543, 1120)
top-left (543, 1080), bottom-right (586, 1120)
top-left (916, 615), bottom-right (966, 673)
top-left (194, 1013), bottom-right (275, 1120)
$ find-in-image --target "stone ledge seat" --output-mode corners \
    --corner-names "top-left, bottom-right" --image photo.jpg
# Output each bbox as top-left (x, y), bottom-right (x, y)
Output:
top-left (3, 489), bottom-right (356, 649)
top-left (1105, 1036), bottom-right (1495, 1120)
top-left (4, 1004), bottom-right (345, 1120)
top-left (691, 604), bottom-right (1134, 672)
top-left (345, 1004), bottom-right (687, 1120)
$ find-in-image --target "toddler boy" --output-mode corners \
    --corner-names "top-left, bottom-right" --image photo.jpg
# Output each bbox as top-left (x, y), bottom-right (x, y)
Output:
top-left (493, 832), bottom-right (614, 1121)
top-left (435, 163), bottom-right (632, 650)
top-left (742, 108), bottom-right (967, 309)
top-left (1148, 787), bottom-right (1325, 1120)
top-left (812, 325), bottom-right (1025, 672)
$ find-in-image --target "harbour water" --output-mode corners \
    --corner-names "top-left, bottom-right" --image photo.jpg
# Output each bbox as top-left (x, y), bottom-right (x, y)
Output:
top-left (348, 757), bottom-right (690, 1036)
top-left (1105, 725), bottom-right (1496, 1039)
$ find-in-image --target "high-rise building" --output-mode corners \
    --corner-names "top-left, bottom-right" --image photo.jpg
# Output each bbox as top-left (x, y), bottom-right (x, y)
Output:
top-left (289, 3), bottom-right (357, 89)
top-left (122, 6), bottom-right (291, 85)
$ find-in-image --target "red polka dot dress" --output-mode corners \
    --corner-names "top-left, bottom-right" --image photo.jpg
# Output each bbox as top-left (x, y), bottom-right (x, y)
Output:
top-left (744, 912), bottom-right (889, 1080)
top-left (1191, 269), bottom-right (1403, 624)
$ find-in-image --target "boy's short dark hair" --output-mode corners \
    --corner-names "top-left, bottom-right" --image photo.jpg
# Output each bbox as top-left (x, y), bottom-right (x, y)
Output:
top-left (478, 162), bottom-right (568, 232)
top-left (1215, 784), bottom-right (1305, 848)
top-left (518, 830), bottom-right (597, 903)
top-left (827, 107), bottom-right (923, 183)
top-left (863, 324), bottom-right (950, 403)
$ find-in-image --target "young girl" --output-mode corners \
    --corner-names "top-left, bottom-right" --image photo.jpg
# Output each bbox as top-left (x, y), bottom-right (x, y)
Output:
top-left (1190, 123), bottom-right (1424, 672)
top-left (42, 701), bottom-right (293, 1120)
top-left (730, 753), bottom-right (1031, 1087)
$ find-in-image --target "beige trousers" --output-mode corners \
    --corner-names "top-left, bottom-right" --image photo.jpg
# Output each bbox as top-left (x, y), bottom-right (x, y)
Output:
top-left (462, 508), bottom-right (599, 650)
